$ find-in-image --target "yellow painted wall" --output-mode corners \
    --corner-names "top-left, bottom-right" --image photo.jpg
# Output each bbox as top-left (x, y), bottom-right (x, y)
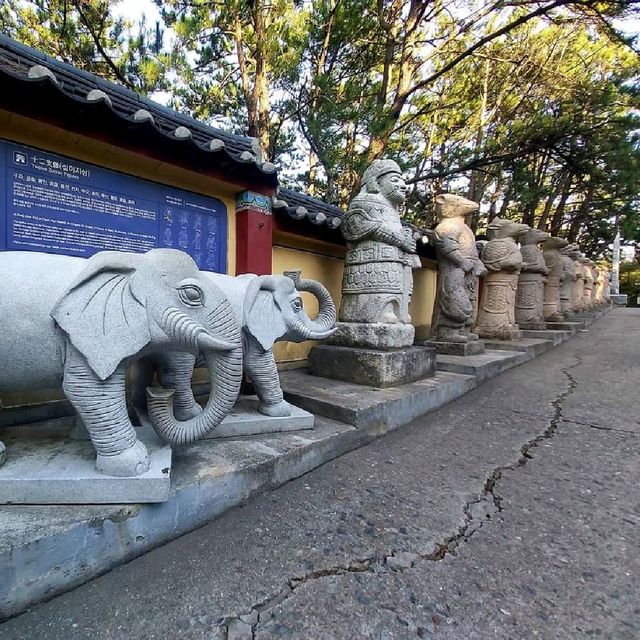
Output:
top-left (0, 110), bottom-right (238, 274)
top-left (272, 238), bottom-right (438, 364)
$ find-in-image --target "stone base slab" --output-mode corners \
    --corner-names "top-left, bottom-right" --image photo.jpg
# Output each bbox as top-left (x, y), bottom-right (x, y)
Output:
top-left (610, 294), bottom-right (627, 306)
top-left (423, 340), bottom-right (485, 356)
top-left (133, 396), bottom-right (314, 440)
top-left (477, 328), bottom-right (523, 341)
top-left (521, 329), bottom-right (573, 345)
top-left (436, 349), bottom-right (530, 383)
top-left (308, 344), bottom-right (435, 388)
top-left (517, 321), bottom-right (547, 330)
top-left (0, 427), bottom-right (171, 504)
top-left (281, 369), bottom-right (476, 430)
top-left (326, 322), bottom-right (415, 349)
top-left (546, 321), bottom-right (584, 332)
top-left (482, 338), bottom-right (554, 357)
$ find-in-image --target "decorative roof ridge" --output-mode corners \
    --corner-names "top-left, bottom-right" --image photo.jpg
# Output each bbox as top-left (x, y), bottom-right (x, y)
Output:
top-left (273, 186), bottom-right (431, 237)
top-left (0, 34), bottom-right (277, 184)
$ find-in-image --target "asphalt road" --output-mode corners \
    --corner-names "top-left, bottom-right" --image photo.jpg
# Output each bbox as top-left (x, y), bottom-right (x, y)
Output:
top-left (2, 308), bottom-right (638, 639)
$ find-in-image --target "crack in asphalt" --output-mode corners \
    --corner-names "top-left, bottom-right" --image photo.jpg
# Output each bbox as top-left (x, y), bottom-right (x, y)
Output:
top-left (219, 358), bottom-right (582, 639)
top-left (561, 417), bottom-right (638, 435)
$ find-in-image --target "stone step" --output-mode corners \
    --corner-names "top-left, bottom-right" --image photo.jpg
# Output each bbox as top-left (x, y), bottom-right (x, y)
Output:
top-left (280, 369), bottom-right (475, 430)
top-left (521, 329), bottom-right (573, 345)
top-left (482, 338), bottom-right (554, 356)
top-left (435, 349), bottom-right (531, 383)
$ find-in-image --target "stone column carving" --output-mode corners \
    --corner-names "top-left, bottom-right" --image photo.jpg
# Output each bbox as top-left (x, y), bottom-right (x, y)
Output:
top-left (474, 218), bottom-right (530, 340)
top-left (333, 159), bottom-right (421, 348)
top-left (603, 269), bottom-right (611, 304)
top-left (573, 253), bottom-right (585, 312)
top-left (541, 236), bottom-right (569, 322)
top-left (559, 245), bottom-right (579, 320)
top-left (428, 194), bottom-right (487, 351)
top-left (579, 256), bottom-right (593, 310)
top-left (593, 266), bottom-right (603, 306)
top-left (514, 229), bottom-right (550, 329)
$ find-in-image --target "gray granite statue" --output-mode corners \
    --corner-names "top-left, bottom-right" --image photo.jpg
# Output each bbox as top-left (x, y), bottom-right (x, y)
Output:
top-left (560, 244), bottom-right (580, 319)
top-left (429, 193), bottom-right (487, 344)
top-left (514, 228), bottom-right (550, 329)
top-left (336, 159), bottom-right (420, 347)
top-left (541, 236), bottom-right (569, 322)
top-left (132, 270), bottom-right (336, 419)
top-left (474, 217), bottom-right (530, 340)
top-left (0, 249), bottom-right (243, 476)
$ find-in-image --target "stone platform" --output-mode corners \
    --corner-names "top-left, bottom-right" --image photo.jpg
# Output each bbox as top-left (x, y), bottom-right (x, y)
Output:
top-left (546, 321), bottom-right (584, 332)
top-left (0, 427), bottom-right (171, 504)
top-left (132, 396), bottom-right (314, 440)
top-left (280, 369), bottom-right (475, 429)
top-left (308, 344), bottom-right (435, 388)
top-left (482, 338), bottom-right (554, 357)
top-left (521, 329), bottom-right (573, 345)
top-left (435, 349), bottom-right (530, 383)
top-left (423, 340), bottom-right (485, 356)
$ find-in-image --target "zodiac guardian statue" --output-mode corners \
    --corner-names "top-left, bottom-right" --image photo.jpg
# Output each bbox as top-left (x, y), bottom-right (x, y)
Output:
top-left (429, 194), bottom-right (487, 346)
top-left (475, 218), bottom-right (530, 341)
top-left (335, 159), bottom-right (420, 347)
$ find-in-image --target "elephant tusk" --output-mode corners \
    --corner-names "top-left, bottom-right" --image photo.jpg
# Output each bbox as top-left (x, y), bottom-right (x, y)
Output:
top-left (197, 333), bottom-right (238, 351)
top-left (147, 386), bottom-right (175, 401)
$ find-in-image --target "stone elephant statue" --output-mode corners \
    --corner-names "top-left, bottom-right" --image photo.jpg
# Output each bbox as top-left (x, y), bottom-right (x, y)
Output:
top-left (0, 249), bottom-right (243, 477)
top-left (131, 270), bottom-right (336, 419)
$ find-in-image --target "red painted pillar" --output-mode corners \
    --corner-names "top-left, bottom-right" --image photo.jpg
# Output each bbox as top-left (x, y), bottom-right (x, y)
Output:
top-left (235, 191), bottom-right (273, 275)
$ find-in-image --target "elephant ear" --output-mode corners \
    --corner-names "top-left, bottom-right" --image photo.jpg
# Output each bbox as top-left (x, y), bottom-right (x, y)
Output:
top-left (245, 284), bottom-right (287, 351)
top-left (51, 251), bottom-right (151, 380)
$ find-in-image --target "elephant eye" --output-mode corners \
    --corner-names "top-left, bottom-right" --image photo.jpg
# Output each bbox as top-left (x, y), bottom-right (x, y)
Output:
top-left (178, 285), bottom-right (204, 307)
top-left (291, 297), bottom-right (303, 313)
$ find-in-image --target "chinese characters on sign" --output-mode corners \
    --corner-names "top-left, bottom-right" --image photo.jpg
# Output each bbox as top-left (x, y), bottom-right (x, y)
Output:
top-left (0, 141), bottom-right (227, 272)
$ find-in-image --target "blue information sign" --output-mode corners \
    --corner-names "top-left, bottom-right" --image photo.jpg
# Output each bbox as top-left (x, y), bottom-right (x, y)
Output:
top-left (0, 140), bottom-right (227, 272)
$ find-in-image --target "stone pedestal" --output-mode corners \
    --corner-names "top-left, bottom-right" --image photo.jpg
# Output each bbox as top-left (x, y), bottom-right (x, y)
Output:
top-left (0, 426), bottom-right (171, 504)
top-left (475, 272), bottom-right (523, 341)
top-left (327, 322), bottom-right (414, 349)
top-left (515, 272), bottom-right (546, 329)
top-left (423, 340), bottom-right (485, 356)
top-left (611, 294), bottom-right (628, 306)
top-left (308, 344), bottom-right (436, 388)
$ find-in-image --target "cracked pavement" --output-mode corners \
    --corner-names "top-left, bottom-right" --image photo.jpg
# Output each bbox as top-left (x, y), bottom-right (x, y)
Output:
top-left (2, 309), bottom-right (639, 639)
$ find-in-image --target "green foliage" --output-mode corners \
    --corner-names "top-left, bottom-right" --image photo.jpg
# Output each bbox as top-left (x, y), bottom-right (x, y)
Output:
top-left (620, 260), bottom-right (640, 304)
top-left (3, 0), bottom-right (639, 258)
top-left (0, 0), bottom-right (168, 92)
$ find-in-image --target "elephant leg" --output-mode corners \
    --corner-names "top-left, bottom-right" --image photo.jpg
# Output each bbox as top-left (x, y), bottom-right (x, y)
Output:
top-left (130, 356), bottom-right (155, 417)
top-left (63, 345), bottom-right (149, 477)
top-left (156, 352), bottom-right (202, 421)
top-left (244, 334), bottom-right (292, 417)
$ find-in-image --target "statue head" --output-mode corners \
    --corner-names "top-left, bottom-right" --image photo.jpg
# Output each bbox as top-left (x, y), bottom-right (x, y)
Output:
top-left (518, 228), bottom-right (550, 246)
top-left (486, 217), bottom-right (530, 240)
top-left (561, 243), bottom-right (581, 259)
top-left (541, 236), bottom-right (569, 250)
top-left (361, 159), bottom-right (406, 206)
top-left (434, 193), bottom-right (479, 221)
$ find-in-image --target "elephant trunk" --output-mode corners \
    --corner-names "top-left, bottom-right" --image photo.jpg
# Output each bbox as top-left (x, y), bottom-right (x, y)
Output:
top-left (146, 301), bottom-right (242, 445)
top-left (295, 277), bottom-right (337, 339)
